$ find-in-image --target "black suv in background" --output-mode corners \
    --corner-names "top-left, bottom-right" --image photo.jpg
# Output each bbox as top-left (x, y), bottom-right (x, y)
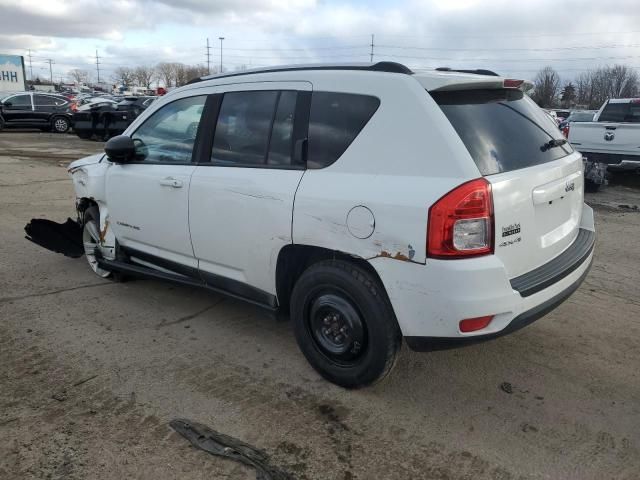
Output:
top-left (73, 96), bottom-right (156, 140)
top-left (0, 92), bottom-right (72, 133)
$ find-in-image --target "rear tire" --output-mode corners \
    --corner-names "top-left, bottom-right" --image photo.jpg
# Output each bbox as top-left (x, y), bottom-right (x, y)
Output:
top-left (290, 260), bottom-right (401, 388)
top-left (585, 180), bottom-right (601, 193)
top-left (52, 116), bottom-right (70, 133)
top-left (51, 117), bottom-right (71, 133)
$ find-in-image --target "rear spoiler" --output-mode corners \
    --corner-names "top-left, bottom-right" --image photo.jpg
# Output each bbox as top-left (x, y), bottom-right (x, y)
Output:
top-left (430, 77), bottom-right (534, 92)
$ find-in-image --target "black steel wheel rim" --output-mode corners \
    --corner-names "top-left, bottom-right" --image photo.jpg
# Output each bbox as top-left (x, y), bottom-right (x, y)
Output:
top-left (307, 292), bottom-right (366, 365)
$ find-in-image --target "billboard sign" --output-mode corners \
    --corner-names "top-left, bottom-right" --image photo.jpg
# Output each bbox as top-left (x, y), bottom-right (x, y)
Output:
top-left (0, 55), bottom-right (27, 92)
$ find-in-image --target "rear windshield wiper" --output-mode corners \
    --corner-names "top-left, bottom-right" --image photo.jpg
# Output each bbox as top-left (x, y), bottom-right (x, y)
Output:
top-left (540, 138), bottom-right (567, 152)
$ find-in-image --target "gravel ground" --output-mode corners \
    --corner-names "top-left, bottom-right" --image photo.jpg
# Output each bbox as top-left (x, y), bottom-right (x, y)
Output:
top-left (1, 131), bottom-right (639, 480)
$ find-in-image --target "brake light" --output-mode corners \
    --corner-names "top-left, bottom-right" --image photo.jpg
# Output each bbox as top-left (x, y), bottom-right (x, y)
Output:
top-left (562, 124), bottom-right (570, 138)
top-left (503, 79), bottom-right (524, 89)
top-left (427, 178), bottom-right (494, 258)
top-left (460, 315), bottom-right (494, 333)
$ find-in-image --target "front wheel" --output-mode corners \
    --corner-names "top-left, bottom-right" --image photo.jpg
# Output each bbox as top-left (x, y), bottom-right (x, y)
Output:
top-left (290, 260), bottom-right (401, 388)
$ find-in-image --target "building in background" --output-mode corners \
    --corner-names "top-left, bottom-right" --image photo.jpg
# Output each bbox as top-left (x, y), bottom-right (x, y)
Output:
top-left (0, 55), bottom-right (27, 92)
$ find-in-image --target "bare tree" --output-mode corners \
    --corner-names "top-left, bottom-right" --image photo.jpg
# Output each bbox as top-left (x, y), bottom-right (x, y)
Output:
top-left (532, 66), bottom-right (561, 108)
top-left (111, 67), bottom-right (134, 87)
top-left (133, 66), bottom-right (155, 89)
top-left (155, 62), bottom-right (176, 88)
top-left (607, 64), bottom-right (639, 98)
top-left (183, 64), bottom-right (209, 85)
top-left (69, 69), bottom-right (89, 84)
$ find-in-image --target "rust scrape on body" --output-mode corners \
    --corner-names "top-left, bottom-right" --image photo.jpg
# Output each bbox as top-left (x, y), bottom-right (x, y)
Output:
top-left (377, 250), bottom-right (411, 262)
top-left (99, 219), bottom-right (109, 244)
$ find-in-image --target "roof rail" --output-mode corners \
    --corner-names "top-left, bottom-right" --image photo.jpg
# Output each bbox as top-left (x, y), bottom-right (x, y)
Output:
top-left (186, 61), bottom-right (413, 85)
top-left (436, 67), bottom-right (500, 77)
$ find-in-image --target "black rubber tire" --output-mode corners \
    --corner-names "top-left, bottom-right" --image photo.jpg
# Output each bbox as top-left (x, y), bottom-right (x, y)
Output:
top-left (290, 259), bottom-right (401, 388)
top-left (585, 180), bottom-right (601, 193)
top-left (0, 117), bottom-right (5, 131)
top-left (52, 116), bottom-right (70, 133)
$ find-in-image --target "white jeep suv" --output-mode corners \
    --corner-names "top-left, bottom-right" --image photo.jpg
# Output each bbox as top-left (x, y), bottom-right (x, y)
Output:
top-left (67, 62), bottom-right (595, 388)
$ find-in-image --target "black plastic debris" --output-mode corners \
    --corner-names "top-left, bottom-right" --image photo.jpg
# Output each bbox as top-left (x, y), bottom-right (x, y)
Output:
top-left (169, 419), bottom-right (294, 480)
top-left (24, 218), bottom-right (84, 258)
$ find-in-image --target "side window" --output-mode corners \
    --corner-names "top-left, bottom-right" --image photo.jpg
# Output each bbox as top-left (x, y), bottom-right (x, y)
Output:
top-left (598, 103), bottom-right (628, 122)
top-left (212, 91), bottom-right (278, 166)
top-left (268, 91), bottom-right (297, 166)
top-left (8, 94), bottom-right (31, 107)
top-left (34, 95), bottom-right (58, 106)
top-left (626, 103), bottom-right (640, 123)
top-left (307, 92), bottom-right (380, 169)
top-left (131, 95), bottom-right (206, 164)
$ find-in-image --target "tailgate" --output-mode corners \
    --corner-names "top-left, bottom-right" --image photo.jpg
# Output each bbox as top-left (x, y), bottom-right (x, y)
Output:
top-left (432, 87), bottom-right (584, 278)
top-left (569, 122), bottom-right (640, 154)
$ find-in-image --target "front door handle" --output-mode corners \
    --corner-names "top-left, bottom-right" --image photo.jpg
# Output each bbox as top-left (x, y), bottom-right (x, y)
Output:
top-left (159, 177), bottom-right (183, 188)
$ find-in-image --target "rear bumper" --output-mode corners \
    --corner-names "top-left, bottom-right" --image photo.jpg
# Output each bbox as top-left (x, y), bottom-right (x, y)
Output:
top-left (405, 262), bottom-right (591, 351)
top-left (370, 204), bottom-right (595, 347)
top-left (579, 151), bottom-right (640, 171)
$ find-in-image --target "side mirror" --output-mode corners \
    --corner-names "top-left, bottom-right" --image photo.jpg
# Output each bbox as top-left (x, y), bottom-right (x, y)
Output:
top-left (105, 135), bottom-right (136, 163)
top-left (3, 101), bottom-right (12, 107)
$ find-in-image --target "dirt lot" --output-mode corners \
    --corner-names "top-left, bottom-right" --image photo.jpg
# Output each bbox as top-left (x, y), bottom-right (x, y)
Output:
top-left (1, 131), bottom-right (639, 480)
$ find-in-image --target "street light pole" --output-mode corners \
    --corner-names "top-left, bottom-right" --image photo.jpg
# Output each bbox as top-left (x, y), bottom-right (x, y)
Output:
top-left (219, 37), bottom-right (224, 73)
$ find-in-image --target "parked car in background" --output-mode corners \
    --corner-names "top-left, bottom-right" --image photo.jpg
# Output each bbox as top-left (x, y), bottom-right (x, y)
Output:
top-left (559, 110), bottom-right (596, 133)
top-left (60, 63), bottom-right (595, 388)
top-left (0, 92), bottom-right (72, 133)
top-left (551, 109), bottom-right (571, 122)
top-left (568, 98), bottom-right (640, 186)
top-left (73, 96), bottom-right (156, 140)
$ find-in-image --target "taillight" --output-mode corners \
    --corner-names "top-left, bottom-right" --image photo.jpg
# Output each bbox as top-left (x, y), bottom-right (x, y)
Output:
top-left (427, 178), bottom-right (494, 258)
top-left (562, 125), bottom-right (570, 138)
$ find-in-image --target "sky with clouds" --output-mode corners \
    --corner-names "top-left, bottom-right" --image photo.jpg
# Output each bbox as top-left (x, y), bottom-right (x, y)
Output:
top-left (0, 0), bottom-right (639, 84)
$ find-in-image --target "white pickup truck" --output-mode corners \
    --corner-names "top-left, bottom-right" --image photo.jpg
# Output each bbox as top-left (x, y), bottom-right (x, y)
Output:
top-left (568, 99), bottom-right (640, 189)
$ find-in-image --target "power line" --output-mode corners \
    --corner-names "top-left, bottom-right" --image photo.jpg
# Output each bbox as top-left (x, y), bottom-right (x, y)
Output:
top-left (206, 38), bottom-right (212, 74)
top-left (45, 59), bottom-right (54, 85)
top-left (27, 49), bottom-right (33, 81)
top-left (370, 34), bottom-right (375, 62)
top-left (95, 49), bottom-right (101, 83)
top-left (375, 43), bottom-right (640, 52)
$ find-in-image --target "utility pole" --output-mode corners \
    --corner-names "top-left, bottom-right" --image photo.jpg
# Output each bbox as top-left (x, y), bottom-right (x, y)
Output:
top-left (95, 49), bottom-right (101, 84)
top-left (206, 38), bottom-right (212, 74)
top-left (27, 49), bottom-right (33, 81)
top-left (45, 59), bottom-right (54, 86)
top-left (370, 34), bottom-right (375, 63)
top-left (219, 37), bottom-right (224, 73)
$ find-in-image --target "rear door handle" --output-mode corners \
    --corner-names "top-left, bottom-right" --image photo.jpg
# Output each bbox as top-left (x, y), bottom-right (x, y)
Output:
top-left (159, 177), bottom-right (183, 188)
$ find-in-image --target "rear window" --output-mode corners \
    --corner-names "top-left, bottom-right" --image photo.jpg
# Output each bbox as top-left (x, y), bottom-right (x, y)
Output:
top-left (432, 89), bottom-right (573, 176)
top-left (307, 92), bottom-right (380, 169)
top-left (598, 102), bottom-right (640, 123)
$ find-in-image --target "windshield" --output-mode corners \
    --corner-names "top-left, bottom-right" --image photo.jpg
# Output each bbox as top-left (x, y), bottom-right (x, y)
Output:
top-left (432, 89), bottom-right (573, 175)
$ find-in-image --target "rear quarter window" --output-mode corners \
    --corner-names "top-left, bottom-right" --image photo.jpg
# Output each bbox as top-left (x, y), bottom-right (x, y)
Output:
top-left (307, 92), bottom-right (380, 169)
top-left (432, 89), bottom-right (573, 176)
